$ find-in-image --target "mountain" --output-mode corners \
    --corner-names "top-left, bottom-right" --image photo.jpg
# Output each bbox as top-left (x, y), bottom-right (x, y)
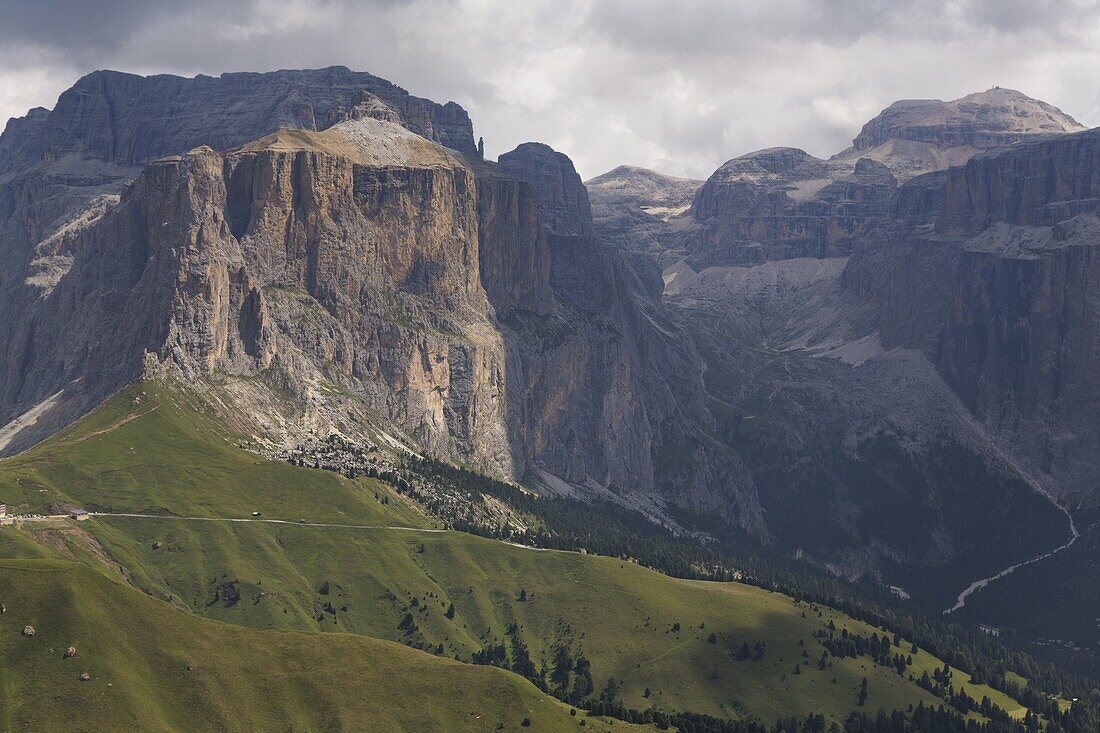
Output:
top-left (619, 88), bottom-right (1085, 271)
top-left (2, 67), bottom-right (1100, 729)
top-left (833, 87), bottom-right (1086, 180)
top-left (841, 128), bottom-right (1100, 669)
top-left (587, 89), bottom-right (1100, 670)
top-left (0, 65), bottom-right (477, 171)
top-left (674, 149), bottom-right (897, 266)
top-left (0, 68), bottom-right (764, 538)
top-left (0, 66), bottom-right (469, 448)
top-left (4, 71), bottom-right (1093, 616)
top-left (0, 383), bottom-right (1044, 729)
top-left (845, 127), bottom-right (1100, 505)
top-left (585, 165), bottom-right (703, 296)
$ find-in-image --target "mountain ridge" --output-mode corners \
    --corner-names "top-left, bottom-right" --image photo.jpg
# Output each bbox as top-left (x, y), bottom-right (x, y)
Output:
top-left (0, 70), bottom-right (764, 540)
top-left (2, 70), bottom-right (1098, 660)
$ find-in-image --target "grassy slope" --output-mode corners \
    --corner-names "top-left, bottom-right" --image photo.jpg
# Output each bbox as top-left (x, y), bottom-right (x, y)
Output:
top-left (73, 518), bottom-right (1026, 722)
top-left (0, 555), bottom-right (628, 733)
top-left (0, 383), bottom-right (1029, 725)
top-left (0, 384), bottom-right (428, 528)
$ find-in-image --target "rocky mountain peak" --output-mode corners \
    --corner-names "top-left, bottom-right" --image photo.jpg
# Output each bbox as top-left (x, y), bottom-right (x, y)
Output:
top-left (585, 165), bottom-right (703, 290)
top-left (835, 87), bottom-right (1085, 180)
top-left (852, 87), bottom-right (1084, 149)
top-left (0, 66), bottom-right (476, 176)
top-left (496, 142), bottom-right (594, 237)
top-left (586, 165), bottom-right (701, 195)
top-left (585, 165), bottom-right (701, 216)
top-left (709, 147), bottom-right (827, 182)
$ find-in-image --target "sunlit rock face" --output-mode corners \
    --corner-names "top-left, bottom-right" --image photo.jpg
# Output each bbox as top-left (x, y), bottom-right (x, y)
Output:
top-left (0, 68), bottom-right (765, 537)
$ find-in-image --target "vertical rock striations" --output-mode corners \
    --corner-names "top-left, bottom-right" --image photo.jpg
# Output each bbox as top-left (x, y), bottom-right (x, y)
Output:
top-left (844, 128), bottom-right (1100, 500)
top-left (492, 142), bottom-right (763, 532)
top-left (0, 72), bottom-right (763, 534)
top-left (0, 68), bottom-right (478, 452)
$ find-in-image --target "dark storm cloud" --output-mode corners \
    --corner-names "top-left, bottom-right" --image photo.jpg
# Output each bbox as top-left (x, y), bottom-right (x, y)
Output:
top-left (0, 0), bottom-right (1097, 179)
top-left (0, 0), bottom-right (218, 53)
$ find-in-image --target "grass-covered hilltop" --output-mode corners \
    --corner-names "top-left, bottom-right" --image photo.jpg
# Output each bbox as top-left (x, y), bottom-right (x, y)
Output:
top-left (1, 383), bottom-right (1098, 732)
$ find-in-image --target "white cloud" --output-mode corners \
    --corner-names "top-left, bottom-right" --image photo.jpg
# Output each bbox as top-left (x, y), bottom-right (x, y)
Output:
top-left (0, 0), bottom-right (1097, 179)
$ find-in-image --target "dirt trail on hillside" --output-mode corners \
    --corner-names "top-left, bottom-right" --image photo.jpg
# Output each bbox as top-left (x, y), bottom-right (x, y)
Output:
top-left (65, 404), bottom-right (159, 445)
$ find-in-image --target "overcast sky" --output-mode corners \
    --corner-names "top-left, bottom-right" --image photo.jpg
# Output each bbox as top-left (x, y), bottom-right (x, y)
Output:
top-left (1, 0), bottom-right (1098, 179)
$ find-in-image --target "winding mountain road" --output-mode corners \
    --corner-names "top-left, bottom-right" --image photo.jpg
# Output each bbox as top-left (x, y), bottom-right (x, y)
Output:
top-left (94, 512), bottom-right (449, 533)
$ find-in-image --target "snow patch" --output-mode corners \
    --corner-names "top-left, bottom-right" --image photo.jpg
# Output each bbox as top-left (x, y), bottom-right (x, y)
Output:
top-left (640, 203), bottom-right (691, 221)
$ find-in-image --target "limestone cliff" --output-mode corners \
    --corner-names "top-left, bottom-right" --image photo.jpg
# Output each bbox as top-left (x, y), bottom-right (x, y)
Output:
top-left (652, 89), bottom-right (1083, 273)
top-left (0, 68), bottom-right (467, 454)
top-left (844, 128), bottom-right (1100, 500)
top-left (0, 70), bottom-right (763, 535)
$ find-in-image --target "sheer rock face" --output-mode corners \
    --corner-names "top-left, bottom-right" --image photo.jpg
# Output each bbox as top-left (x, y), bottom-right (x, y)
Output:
top-left (844, 129), bottom-right (1100, 499)
top-left (0, 69), bottom-right (469, 453)
top-left (658, 89), bottom-right (1083, 272)
top-left (677, 150), bottom-right (896, 267)
top-left (490, 143), bottom-right (764, 533)
top-left (0, 73), bottom-right (763, 534)
top-left (472, 163), bottom-right (555, 317)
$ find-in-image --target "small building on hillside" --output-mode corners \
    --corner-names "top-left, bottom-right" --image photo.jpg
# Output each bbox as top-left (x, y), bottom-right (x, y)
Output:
top-left (0, 502), bottom-right (6, 518)
top-left (70, 509), bottom-right (90, 521)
